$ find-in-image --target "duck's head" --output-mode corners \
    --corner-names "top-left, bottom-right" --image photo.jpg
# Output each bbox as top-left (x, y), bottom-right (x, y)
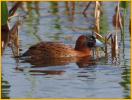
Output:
top-left (75, 34), bottom-right (103, 51)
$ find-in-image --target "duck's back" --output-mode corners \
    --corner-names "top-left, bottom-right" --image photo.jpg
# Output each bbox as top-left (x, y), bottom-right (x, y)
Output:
top-left (22, 42), bottom-right (77, 58)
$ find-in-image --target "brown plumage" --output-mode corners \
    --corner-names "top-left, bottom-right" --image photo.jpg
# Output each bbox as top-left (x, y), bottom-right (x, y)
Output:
top-left (22, 35), bottom-right (97, 59)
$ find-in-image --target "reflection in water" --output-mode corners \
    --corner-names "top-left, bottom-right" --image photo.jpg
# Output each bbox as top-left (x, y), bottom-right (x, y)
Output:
top-left (119, 30), bottom-right (130, 98)
top-left (16, 67), bottom-right (65, 76)
top-left (2, 76), bottom-right (10, 99)
top-left (120, 63), bottom-right (130, 98)
top-left (65, 2), bottom-right (70, 16)
top-left (19, 56), bottom-right (96, 76)
top-left (26, 2), bottom-right (42, 42)
top-left (71, 2), bottom-right (75, 22)
top-left (50, 2), bottom-right (63, 41)
top-left (34, 2), bottom-right (40, 16)
top-left (65, 2), bottom-right (75, 22)
top-left (50, 2), bottom-right (58, 14)
top-left (2, 2), bottom-right (130, 98)
top-left (23, 56), bottom-right (96, 68)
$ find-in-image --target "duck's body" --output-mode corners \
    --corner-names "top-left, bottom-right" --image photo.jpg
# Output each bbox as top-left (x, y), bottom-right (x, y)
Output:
top-left (22, 42), bottom-right (92, 58)
top-left (22, 35), bottom-right (102, 60)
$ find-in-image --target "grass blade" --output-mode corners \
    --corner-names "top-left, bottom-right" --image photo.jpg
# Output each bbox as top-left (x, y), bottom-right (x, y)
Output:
top-left (1, 1), bottom-right (8, 26)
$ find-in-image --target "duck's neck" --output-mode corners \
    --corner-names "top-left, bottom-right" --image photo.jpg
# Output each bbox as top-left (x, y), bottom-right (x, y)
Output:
top-left (75, 47), bottom-right (92, 53)
top-left (75, 45), bottom-right (92, 56)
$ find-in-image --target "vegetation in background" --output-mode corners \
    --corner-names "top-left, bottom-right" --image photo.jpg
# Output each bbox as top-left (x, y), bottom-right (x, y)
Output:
top-left (1, 2), bottom-right (21, 57)
top-left (1, 1), bottom-right (130, 62)
top-left (1, 2), bottom-right (8, 26)
top-left (99, 6), bottom-right (109, 35)
top-left (120, 1), bottom-right (129, 41)
top-left (1, 2), bottom-right (130, 99)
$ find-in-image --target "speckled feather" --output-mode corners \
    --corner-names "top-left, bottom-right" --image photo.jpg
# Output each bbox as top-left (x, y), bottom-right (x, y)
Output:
top-left (23, 42), bottom-right (77, 58)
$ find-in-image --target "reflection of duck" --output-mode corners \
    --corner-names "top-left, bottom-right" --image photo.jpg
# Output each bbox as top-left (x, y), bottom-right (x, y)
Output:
top-left (17, 57), bottom-right (97, 76)
top-left (22, 34), bottom-right (103, 59)
top-left (22, 56), bottom-right (96, 68)
top-left (15, 67), bottom-right (65, 75)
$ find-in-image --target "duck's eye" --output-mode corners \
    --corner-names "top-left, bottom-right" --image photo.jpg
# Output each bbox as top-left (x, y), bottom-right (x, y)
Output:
top-left (87, 35), bottom-right (96, 47)
top-left (91, 36), bottom-right (96, 40)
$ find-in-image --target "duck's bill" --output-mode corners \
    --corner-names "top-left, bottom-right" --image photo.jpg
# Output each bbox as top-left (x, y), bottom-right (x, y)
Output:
top-left (95, 39), bottom-right (104, 47)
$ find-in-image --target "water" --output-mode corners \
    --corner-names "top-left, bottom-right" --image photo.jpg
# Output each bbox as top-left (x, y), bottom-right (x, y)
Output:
top-left (2, 2), bottom-right (130, 98)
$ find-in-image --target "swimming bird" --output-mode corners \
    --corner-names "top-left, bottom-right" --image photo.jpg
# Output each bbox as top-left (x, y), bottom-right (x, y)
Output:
top-left (22, 34), bottom-right (103, 60)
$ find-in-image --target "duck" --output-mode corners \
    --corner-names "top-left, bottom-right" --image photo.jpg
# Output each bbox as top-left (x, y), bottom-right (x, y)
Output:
top-left (21, 34), bottom-right (103, 60)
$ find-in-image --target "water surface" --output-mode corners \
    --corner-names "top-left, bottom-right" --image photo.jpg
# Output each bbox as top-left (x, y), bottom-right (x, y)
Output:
top-left (2, 2), bottom-right (130, 98)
